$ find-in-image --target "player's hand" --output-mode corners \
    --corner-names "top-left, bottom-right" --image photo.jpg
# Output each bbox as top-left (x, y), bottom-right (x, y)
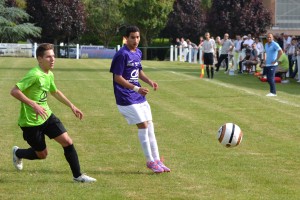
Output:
top-left (152, 82), bottom-right (158, 91)
top-left (71, 105), bottom-right (83, 120)
top-left (138, 87), bottom-right (149, 96)
top-left (32, 103), bottom-right (48, 120)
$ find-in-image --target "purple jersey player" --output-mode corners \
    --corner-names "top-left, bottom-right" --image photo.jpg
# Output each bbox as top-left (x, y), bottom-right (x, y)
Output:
top-left (110, 26), bottom-right (170, 173)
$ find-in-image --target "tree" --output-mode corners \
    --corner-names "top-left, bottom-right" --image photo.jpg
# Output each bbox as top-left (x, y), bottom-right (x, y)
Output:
top-left (84, 0), bottom-right (124, 47)
top-left (162, 0), bottom-right (206, 44)
top-left (207, 0), bottom-right (272, 37)
top-left (121, 0), bottom-right (173, 47)
top-left (26, 0), bottom-right (86, 46)
top-left (120, 0), bottom-right (173, 59)
top-left (0, 0), bottom-right (41, 42)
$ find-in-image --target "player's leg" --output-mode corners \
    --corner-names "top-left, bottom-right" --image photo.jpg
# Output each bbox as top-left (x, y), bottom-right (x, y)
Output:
top-left (210, 65), bottom-right (214, 79)
top-left (54, 131), bottom-right (96, 182)
top-left (43, 114), bottom-right (95, 182)
top-left (208, 53), bottom-right (214, 79)
top-left (137, 121), bottom-right (163, 173)
top-left (266, 66), bottom-right (277, 95)
top-left (147, 120), bottom-right (171, 172)
top-left (143, 102), bottom-right (170, 172)
top-left (12, 126), bottom-right (46, 170)
top-left (206, 65), bottom-right (210, 78)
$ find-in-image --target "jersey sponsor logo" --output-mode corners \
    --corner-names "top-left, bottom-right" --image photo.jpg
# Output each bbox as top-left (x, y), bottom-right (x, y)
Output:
top-left (127, 60), bottom-right (141, 67)
top-left (129, 69), bottom-right (139, 82)
top-left (39, 91), bottom-right (47, 102)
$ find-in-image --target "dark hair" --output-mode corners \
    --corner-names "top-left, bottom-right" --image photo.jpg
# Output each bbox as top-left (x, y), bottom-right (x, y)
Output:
top-left (125, 26), bottom-right (140, 37)
top-left (36, 43), bottom-right (54, 58)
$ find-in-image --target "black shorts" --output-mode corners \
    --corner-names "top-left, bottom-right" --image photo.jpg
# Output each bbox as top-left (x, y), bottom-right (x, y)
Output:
top-left (20, 114), bottom-right (67, 151)
top-left (204, 53), bottom-right (214, 65)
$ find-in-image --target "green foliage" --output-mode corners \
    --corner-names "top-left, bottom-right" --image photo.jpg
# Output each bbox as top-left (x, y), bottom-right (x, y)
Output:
top-left (0, 0), bottom-right (41, 42)
top-left (0, 57), bottom-right (299, 199)
top-left (26, 0), bottom-right (86, 44)
top-left (121, 0), bottom-right (173, 46)
top-left (207, 0), bottom-right (272, 37)
top-left (84, 0), bottom-right (124, 47)
top-left (162, 0), bottom-right (206, 43)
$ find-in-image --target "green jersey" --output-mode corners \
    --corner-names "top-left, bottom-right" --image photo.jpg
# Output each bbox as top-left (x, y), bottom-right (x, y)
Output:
top-left (16, 66), bottom-right (57, 127)
top-left (278, 53), bottom-right (289, 70)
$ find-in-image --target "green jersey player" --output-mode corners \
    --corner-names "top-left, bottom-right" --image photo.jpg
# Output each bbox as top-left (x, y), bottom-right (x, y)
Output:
top-left (10, 43), bottom-right (96, 183)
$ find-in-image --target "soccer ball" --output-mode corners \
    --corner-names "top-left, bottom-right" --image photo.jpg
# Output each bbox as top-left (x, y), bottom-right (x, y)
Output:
top-left (217, 123), bottom-right (243, 148)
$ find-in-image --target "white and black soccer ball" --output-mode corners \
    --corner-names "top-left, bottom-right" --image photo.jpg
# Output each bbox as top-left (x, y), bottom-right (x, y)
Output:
top-left (217, 123), bottom-right (243, 148)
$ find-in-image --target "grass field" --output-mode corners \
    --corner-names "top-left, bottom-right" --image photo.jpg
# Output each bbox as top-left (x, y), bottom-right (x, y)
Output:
top-left (0, 57), bottom-right (299, 200)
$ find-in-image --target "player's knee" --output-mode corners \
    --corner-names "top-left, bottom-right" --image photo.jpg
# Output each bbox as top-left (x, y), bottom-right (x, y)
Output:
top-left (137, 122), bottom-right (148, 129)
top-left (36, 150), bottom-right (48, 159)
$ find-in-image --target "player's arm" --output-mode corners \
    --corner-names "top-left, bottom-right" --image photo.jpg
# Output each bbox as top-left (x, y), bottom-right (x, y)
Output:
top-left (10, 85), bottom-right (48, 120)
top-left (113, 74), bottom-right (149, 96)
top-left (139, 70), bottom-right (158, 91)
top-left (275, 49), bottom-right (283, 63)
top-left (50, 90), bottom-right (83, 120)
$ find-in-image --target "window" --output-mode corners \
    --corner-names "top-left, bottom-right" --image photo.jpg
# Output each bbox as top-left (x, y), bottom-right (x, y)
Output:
top-left (276, 0), bottom-right (300, 29)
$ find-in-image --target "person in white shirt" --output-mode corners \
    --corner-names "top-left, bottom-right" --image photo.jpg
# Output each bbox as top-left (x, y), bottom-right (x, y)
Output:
top-left (283, 33), bottom-right (292, 53)
top-left (286, 37), bottom-right (298, 78)
top-left (254, 37), bottom-right (264, 61)
top-left (215, 33), bottom-right (234, 72)
top-left (181, 37), bottom-right (188, 60)
top-left (243, 34), bottom-right (254, 49)
top-left (233, 35), bottom-right (242, 70)
top-left (202, 32), bottom-right (216, 78)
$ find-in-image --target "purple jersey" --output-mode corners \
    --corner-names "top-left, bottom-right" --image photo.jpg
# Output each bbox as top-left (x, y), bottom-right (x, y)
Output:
top-left (110, 45), bottom-right (146, 106)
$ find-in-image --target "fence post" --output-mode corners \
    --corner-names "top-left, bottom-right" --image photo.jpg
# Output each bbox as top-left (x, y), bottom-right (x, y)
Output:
top-left (170, 45), bottom-right (174, 62)
top-left (76, 44), bottom-right (79, 59)
top-left (297, 55), bottom-right (300, 82)
top-left (199, 48), bottom-right (203, 64)
top-left (33, 43), bottom-right (37, 58)
top-left (193, 48), bottom-right (197, 63)
top-left (188, 45), bottom-right (192, 63)
top-left (175, 45), bottom-right (178, 61)
top-left (179, 46), bottom-right (183, 62)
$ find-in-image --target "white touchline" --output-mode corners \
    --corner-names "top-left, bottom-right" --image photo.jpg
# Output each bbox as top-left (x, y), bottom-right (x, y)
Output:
top-left (160, 69), bottom-right (300, 108)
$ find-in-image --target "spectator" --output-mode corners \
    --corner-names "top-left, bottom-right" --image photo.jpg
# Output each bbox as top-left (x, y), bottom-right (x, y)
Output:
top-left (215, 36), bottom-right (222, 60)
top-left (243, 34), bottom-right (254, 49)
top-left (175, 38), bottom-right (181, 46)
top-left (186, 39), bottom-right (198, 61)
top-left (198, 36), bottom-right (204, 48)
top-left (233, 35), bottom-right (242, 70)
top-left (238, 43), bottom-right (259, 74)
top-left (262, 33), bottom-right (283, 97)
top-left (215, 33), bottom-right (234, 72)
top-left (255, 37), bottom-right (264, 61)
top-left (275, 33), bottom-right (284, 49)
top-left (282, 33), bottom-right (292, 52)
top-left (181, 37), bottom-right (188, 60)
top-left (286, 37), bottom-right (298, 78)
top-left (275, 53), bottom-right (289, 83)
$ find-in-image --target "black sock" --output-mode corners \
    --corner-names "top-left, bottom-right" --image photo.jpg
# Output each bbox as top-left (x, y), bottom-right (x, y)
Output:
top-left (16, 148), bottom-right (39, 160)
top-left (63, 144), bottom-right (81, 178)
top-left (206, 66), bottom-right (210, 78)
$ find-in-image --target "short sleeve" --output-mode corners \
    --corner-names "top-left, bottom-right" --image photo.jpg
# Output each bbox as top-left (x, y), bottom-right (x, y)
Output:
top-left (110, 53), bottom-right (126, 75)
top-left (16, 74), bottom-right (37, 92)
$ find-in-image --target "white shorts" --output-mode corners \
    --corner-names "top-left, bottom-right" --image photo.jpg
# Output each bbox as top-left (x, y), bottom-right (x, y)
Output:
top-left (117, 101), bottom-right (152, 125)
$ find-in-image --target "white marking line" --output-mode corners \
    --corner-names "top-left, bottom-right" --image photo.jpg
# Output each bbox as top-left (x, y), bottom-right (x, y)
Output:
top-left (167, 70), bottom-right (300, 108)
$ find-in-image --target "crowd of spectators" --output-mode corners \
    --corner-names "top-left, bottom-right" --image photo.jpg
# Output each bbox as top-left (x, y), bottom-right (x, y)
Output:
top-left (174, 32), bottom-right (300, 82)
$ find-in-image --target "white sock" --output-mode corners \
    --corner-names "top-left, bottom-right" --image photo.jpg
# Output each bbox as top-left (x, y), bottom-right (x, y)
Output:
top-left (147, 121), bottom-right (160, 161)
top-left (138, 128), bottom-right (153, 162)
